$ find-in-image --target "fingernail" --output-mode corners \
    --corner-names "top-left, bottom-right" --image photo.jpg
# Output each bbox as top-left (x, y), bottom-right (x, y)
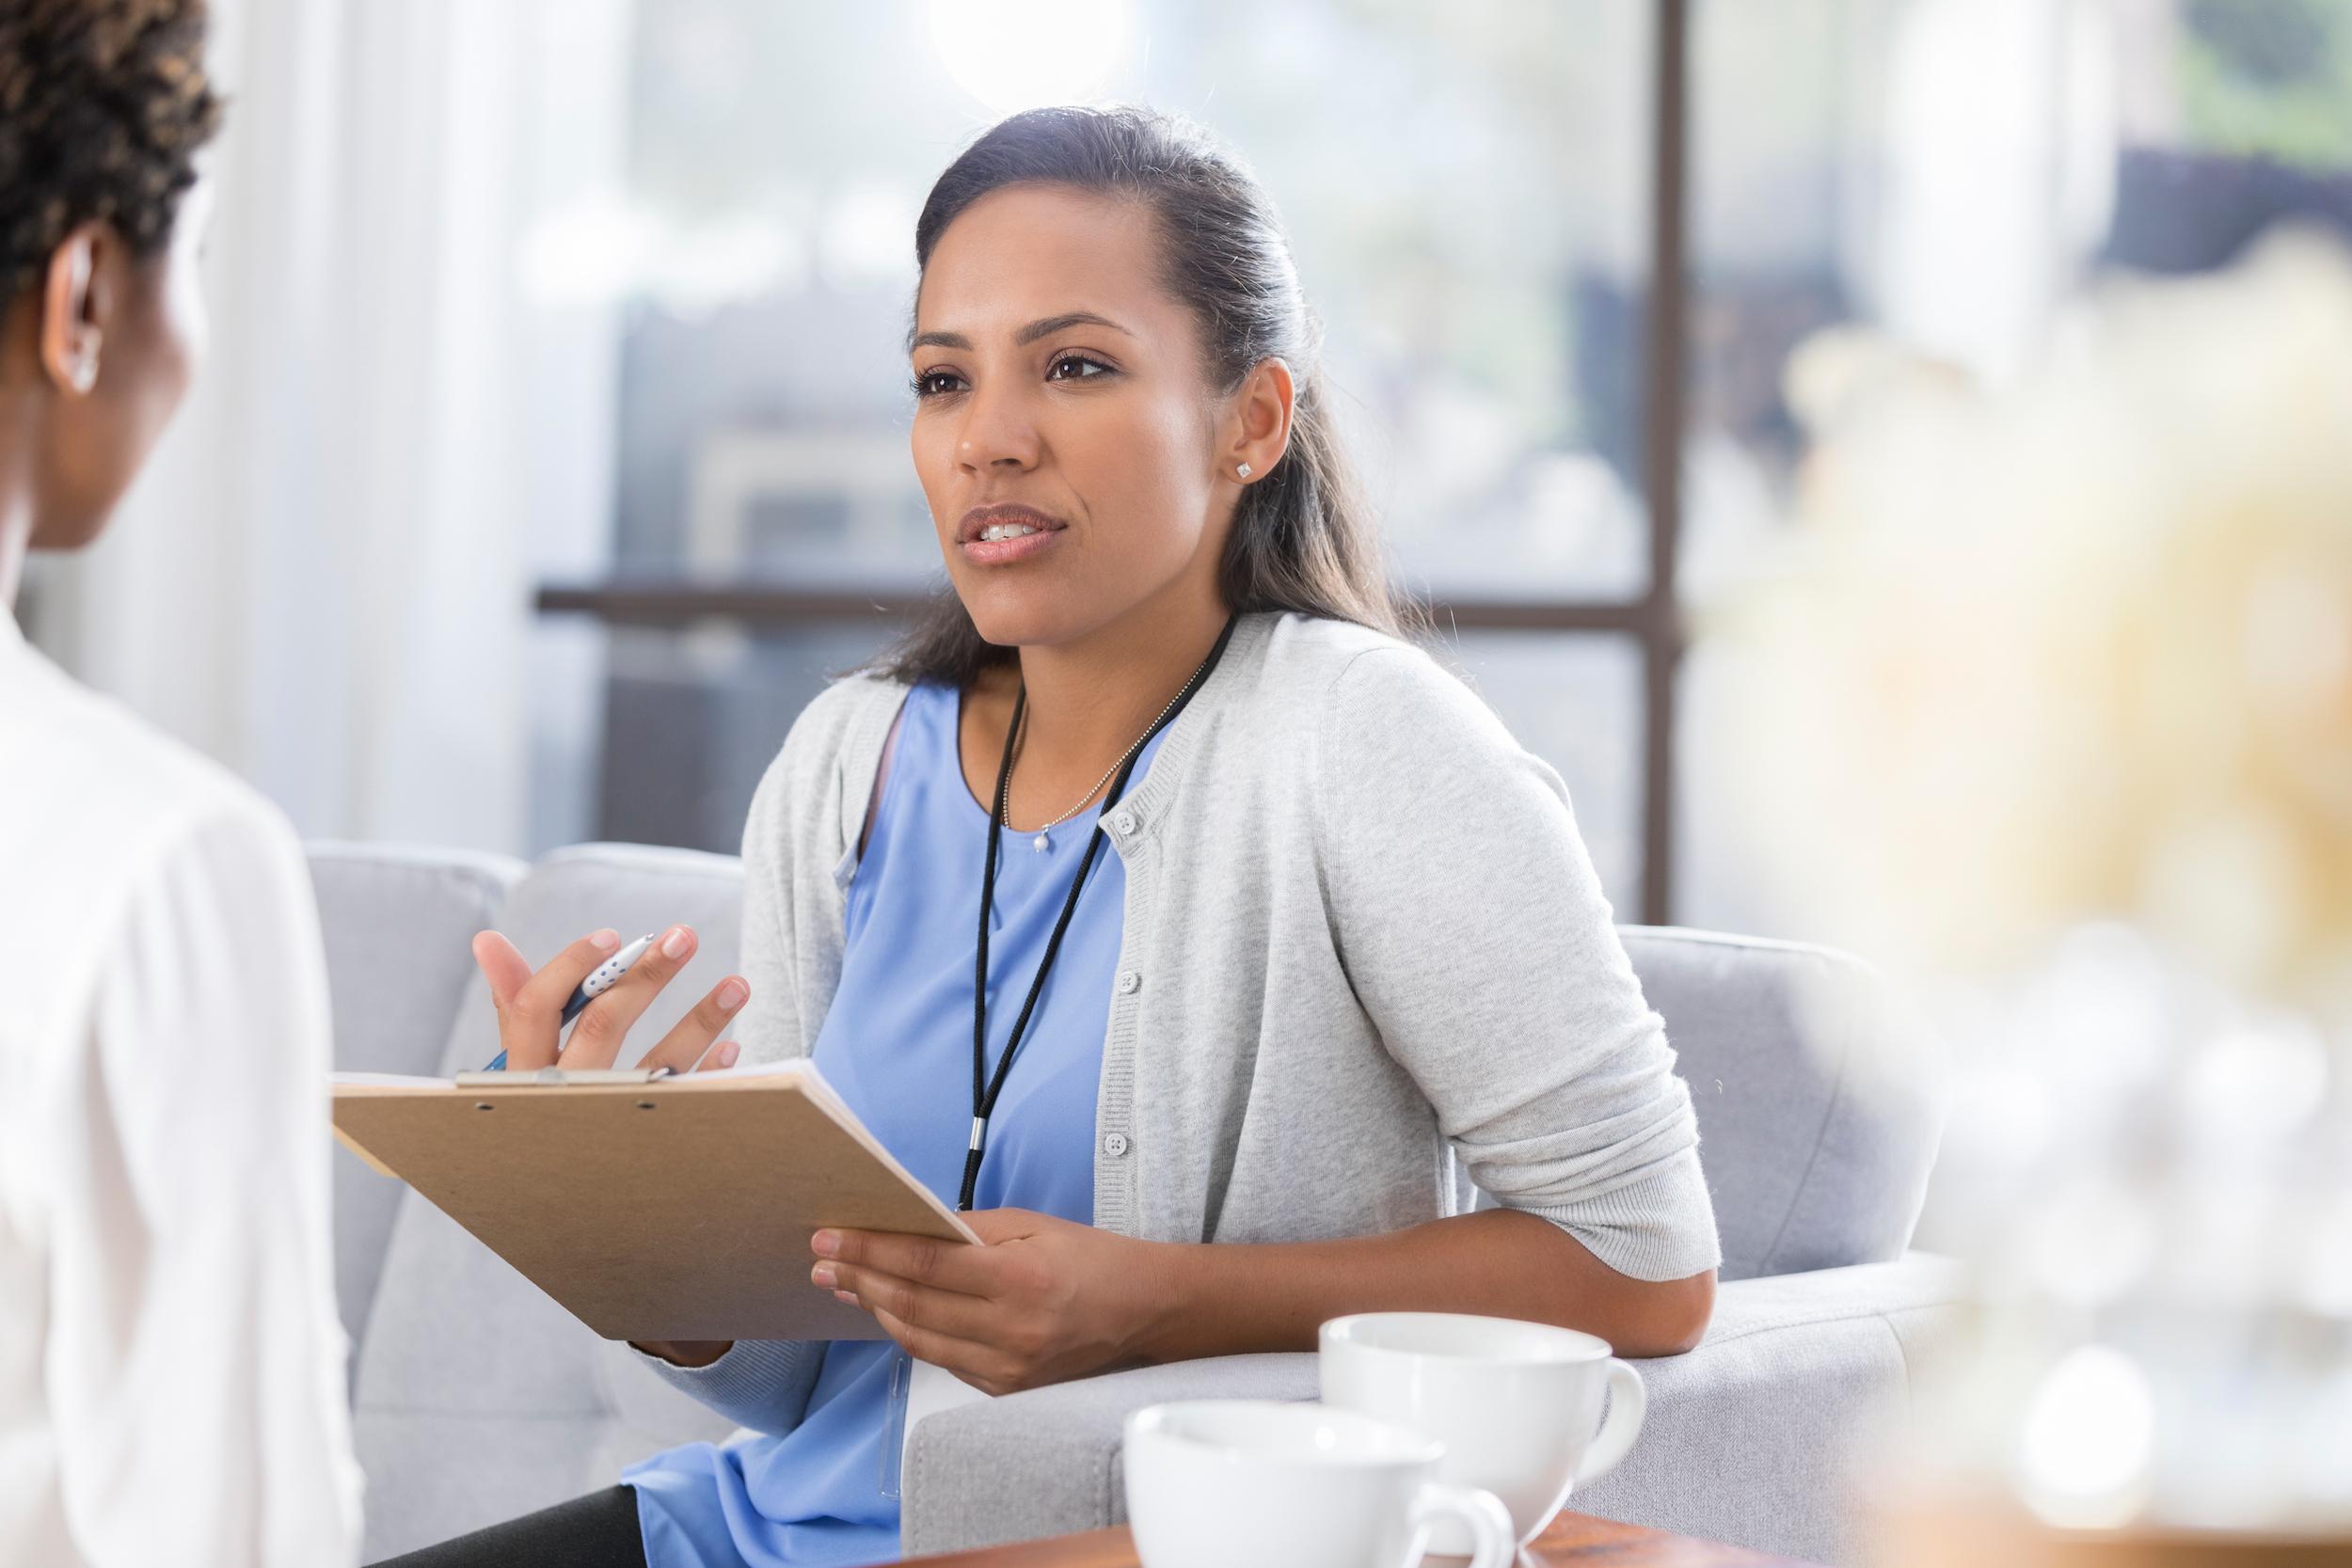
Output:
top-left (811, 1262), bottom-right (837, 1288)
top-left (716, 978), bottom-right (748, 1010)
top-left (834, 1290), bottom-right (857, 1305)
top-left (661, 926), bottom-right (691, 959)
top-left (812, 1230), bottom-right (839, 1257)
top-left (716, 1040), bottom-right (739, 1068)
top-left (591, 927), bottom-right (621, 952)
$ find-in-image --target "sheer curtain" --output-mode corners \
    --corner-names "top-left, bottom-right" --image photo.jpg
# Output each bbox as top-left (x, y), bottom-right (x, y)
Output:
top-left (24, 0), bottom-right (631, 855)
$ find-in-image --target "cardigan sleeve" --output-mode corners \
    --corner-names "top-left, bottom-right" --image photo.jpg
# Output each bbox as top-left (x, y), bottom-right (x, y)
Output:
top-left (730, 736), bottom-right (809, 1066)
top-left (629, 1337), bottom-right (830, 1439)
top-left (1313, 644), bottom-right (1723, 1282)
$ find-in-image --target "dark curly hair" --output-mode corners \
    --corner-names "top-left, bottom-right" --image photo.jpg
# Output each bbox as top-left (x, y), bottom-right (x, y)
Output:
top-left (0, 0), bottom-right (222, 306)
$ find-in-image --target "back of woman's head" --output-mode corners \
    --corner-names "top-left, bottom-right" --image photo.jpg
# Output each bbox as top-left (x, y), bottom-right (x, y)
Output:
top-left (0, 0), bottom-right (220, 309)
top-left (882, 104), bottom-right (1425, 683)
top-left (0, 0), bottom-right (220, 560)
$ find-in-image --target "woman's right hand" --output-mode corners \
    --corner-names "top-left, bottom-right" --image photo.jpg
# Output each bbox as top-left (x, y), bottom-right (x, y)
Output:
top-left (472, 924), bottom-right (746, 1369)
top-left (471, 924), bottom-right (747, 1074)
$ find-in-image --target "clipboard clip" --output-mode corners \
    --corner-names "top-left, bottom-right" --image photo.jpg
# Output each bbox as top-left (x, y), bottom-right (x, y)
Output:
top-left (452, 1066), bottom-right (677, 1087)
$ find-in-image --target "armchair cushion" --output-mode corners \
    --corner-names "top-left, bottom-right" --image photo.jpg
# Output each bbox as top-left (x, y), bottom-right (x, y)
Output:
top-left (1617, 928), bottom-right (1943, 1280)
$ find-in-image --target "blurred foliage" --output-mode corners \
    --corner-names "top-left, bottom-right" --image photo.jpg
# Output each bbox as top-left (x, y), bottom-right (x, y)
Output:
top-left (2179, 0), bottom-right (2352, 168)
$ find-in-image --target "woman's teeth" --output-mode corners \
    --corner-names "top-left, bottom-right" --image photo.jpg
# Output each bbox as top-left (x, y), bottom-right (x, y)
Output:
top-left (977, 522), bottom-right (1041, 542)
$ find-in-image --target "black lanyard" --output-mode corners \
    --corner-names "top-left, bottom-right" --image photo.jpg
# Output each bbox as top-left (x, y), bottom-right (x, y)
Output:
top-left (960, 610), bottom-right (1242, 1212)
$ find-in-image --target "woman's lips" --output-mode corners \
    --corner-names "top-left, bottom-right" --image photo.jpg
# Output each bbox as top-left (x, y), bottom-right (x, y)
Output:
top-left (961, 526), bottom-right (1065, 566)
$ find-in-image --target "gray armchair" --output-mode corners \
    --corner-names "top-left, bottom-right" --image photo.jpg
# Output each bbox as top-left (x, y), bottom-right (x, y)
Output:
top-left (313, 842), bottom-right (1959, 1565)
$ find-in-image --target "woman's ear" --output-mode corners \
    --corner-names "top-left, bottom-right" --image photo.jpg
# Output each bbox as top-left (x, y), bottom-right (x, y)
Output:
top-left (39, 224), bottom-right (109, 396)
top-left (1223, 356), bottom-right (1295, 483)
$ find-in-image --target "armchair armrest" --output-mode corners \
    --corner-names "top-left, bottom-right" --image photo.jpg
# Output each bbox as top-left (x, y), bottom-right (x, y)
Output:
top-left (1568, 1253), bottom-right (1964, 1565)
top-left (899, 1255), bottom-right (1966, 1563)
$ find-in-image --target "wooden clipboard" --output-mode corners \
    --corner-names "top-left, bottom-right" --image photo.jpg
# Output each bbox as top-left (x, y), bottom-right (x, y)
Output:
top-left (332, 1062), bottom-right (982, 1342)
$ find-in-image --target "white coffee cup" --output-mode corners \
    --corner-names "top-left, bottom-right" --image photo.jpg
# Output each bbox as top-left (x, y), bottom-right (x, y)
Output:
top-left (1321, 1312), bottom-right (1647, 1554)
top-left (1123, 1399), bottom-right (1515, 1568)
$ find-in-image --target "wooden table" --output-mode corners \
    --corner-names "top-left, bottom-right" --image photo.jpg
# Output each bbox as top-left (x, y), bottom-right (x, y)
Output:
top-left (901, 1510), bottom-right (1823, 1566)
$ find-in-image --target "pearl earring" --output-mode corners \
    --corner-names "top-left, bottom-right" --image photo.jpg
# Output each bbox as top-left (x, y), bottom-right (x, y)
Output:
top-left (68, 334), bottom-right (100, 393)
top-left (1234, 462), bottom-right (1252, 480)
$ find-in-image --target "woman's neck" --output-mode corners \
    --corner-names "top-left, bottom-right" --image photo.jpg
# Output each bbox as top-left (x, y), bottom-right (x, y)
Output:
top-left (0, 347), bottom-right (39, 606)
top-left (1030, 619), bottom-right (1219, 751)
top-left (0, 402), bottom-right (30, 610)
top-left (0, 510), bottom-right (26, 611)
top-left (965, 592), bottom-right (1232, 821)
top-left (1021, 595), bottom-right (1228, 759)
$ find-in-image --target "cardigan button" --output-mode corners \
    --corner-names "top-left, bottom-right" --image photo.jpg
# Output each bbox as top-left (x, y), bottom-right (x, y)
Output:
top-left (1103, 1132), bottom-right (1129, 1157)
top-left (1117, 970), bottom-right (1142, 995)
top-left (1111, 810), bottom-right (1137, 834)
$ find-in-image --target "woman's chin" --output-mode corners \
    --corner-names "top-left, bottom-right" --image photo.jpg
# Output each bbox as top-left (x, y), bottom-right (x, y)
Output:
top-left (956, 586), bottom-right (1089, 651)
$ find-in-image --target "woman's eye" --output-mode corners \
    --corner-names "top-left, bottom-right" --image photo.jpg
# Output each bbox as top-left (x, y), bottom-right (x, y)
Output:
top-left (911, 370), bottom-right (961, 398)
top-left (1047, 354), bottom-right (1113, 383)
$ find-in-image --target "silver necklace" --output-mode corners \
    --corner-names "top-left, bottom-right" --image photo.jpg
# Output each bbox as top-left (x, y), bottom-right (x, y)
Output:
top-left (1003, 679), bottom-right (1193, 853)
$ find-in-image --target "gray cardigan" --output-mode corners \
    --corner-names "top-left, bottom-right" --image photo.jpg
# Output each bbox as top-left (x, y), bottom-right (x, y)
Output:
top-left (644, 609), bottom-right (1722, 1433)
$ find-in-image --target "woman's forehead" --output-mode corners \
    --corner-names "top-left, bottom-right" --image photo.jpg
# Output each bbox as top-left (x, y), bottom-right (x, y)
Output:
top-left (914, 185), bottom-right (1174, 343)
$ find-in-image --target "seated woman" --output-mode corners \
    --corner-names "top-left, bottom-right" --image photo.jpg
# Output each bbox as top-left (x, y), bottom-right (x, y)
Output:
top-left (0, 3), bottom-right (363, 1564)
top-left (390, 103), bottom-right (1719, 1568)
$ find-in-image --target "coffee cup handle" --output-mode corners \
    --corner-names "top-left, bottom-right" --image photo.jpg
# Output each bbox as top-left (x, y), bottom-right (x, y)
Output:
top-left (1572, 1358), bottom-right (1647, 1489)
top-left (1406, 1481), bottom-right (1515, 1568)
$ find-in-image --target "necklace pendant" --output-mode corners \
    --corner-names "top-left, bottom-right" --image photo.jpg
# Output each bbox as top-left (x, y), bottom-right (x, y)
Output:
top-left (1032, 831), bottom-right (1051, 853)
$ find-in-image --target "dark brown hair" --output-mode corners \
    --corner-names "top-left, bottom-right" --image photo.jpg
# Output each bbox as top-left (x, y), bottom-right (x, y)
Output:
top-left (873, 103), bottom-right (1428, 688)
top-left (0, 0), bottom-right (222, 305)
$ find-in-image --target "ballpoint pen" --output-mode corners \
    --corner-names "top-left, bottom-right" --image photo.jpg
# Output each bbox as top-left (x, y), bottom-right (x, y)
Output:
top-left (483, 931), bottom-right (659, 1071)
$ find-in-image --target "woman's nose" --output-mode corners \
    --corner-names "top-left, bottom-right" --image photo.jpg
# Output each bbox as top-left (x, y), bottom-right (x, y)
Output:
top-left (955, 384), bottom-right (1041, 472)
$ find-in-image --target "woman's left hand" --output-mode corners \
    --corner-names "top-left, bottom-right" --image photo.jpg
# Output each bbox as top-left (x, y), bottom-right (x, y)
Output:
top-left (810, 1210), bottom-right (1167, 1395)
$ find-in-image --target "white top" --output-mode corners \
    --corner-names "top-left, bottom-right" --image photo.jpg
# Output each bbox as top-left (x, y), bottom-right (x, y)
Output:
top-left (0, 613), bottom-right (361, 1567)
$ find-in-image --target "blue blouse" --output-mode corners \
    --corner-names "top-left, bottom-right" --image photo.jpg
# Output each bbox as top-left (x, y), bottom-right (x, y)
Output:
top-left (624, 677), bottom-right (1170, 1568)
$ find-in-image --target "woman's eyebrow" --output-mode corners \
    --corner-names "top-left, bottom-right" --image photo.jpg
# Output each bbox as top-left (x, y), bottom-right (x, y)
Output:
top-left (1014, 310), bottom-right (1135, 345)
top-left (909, 310), bottom-right (1136, 354)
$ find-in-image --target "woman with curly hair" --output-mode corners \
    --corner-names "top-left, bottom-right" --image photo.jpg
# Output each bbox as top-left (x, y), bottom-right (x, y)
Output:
top-left (0, 3), bottom-right (364, 1564)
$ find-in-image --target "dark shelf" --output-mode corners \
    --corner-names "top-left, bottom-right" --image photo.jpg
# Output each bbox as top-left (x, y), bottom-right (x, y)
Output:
top-left (532, 578), bottom-right (1667, 637)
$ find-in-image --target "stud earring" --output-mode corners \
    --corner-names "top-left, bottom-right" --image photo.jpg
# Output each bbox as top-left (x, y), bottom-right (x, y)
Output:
top-left (66, 330), bottom-right (101, 393)
top-left (1234, 462), bottom-right (1252, 480)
